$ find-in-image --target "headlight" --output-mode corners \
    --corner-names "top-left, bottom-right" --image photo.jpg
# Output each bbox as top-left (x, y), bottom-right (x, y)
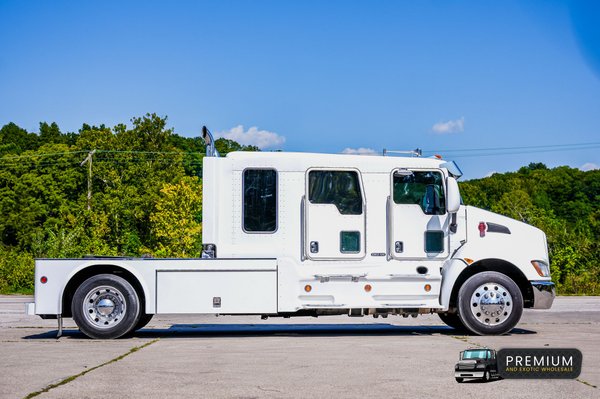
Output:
top-left (531, 260), bottom-right (550, 277)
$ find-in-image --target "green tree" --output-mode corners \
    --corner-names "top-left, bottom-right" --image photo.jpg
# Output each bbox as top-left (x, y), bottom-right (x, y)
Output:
top-left (149, 176), bottom-right (203, 257)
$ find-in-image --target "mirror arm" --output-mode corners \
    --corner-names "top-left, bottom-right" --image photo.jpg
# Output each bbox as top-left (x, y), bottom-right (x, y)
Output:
top-left (449, 212), bottom-right (457, 233)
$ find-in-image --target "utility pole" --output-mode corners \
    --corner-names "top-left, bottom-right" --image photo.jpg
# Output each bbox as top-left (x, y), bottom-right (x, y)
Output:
top-left (80, 149), bottom-right (96, 211)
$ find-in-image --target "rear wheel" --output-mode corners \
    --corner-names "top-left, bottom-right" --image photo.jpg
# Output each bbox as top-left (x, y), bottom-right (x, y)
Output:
top-left (438, 312), bottom-right (466, 331)
top-left (134, 313), bottom-right (154, 331)
top-left (72, 274), bottom-right (141, 339)
top-left (457, 271), bottom-right (523, 335)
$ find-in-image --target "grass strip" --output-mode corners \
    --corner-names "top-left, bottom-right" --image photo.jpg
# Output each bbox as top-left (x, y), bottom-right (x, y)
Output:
top-left (23, 338), bottom-right (159, 399)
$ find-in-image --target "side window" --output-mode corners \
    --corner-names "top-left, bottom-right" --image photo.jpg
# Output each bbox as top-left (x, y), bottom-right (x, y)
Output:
top-left (243, 169), bottom-right (277, 232)
top-left (393, 170), bottom-right (446, 215)
top-left (308, 170), bottom-right (363, 215)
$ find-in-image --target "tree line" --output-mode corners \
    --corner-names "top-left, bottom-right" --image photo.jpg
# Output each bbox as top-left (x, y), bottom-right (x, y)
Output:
top-left (0, 114), bottom-right (256, 292)
top-left (0, 114), bottom-right (598, 294)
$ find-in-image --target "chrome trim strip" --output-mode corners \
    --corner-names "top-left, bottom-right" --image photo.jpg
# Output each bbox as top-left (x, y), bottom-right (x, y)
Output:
top-left (455, 371), bottom-right (484, 378)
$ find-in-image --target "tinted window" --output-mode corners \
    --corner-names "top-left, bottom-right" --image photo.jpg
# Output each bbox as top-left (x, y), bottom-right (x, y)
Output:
top-left (425, 230), bottom-right (444, 253)
top-left (462, 350), bottom-right (488, 360)
top-left (393, 171), bottom-right (446, 215)
top-left (340, 231), bottom-right (360, 253)
top-left (308, 170), bottom-right (363, 215)
top-left (243, 169), bottom-right (277, 232)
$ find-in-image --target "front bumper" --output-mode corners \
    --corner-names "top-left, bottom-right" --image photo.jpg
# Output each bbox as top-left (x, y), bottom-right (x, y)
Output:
top-left (455, 371), bottom-right (484, 378)
top-left (531, 281), bottom-right (555, 309)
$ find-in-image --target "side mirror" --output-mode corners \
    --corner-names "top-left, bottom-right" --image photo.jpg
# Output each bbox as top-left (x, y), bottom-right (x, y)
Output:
top-left (446, 177), bottom-right (460, 213)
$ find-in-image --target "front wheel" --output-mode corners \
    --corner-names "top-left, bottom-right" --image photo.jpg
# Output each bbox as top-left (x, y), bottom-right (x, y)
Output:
top-left (482, 370), bottom-right (491, 382)
top-left (457, 271), bottom-right (523, 335)
top-left (455, 377), bottom-right (464, 383)
top-left (72, 274), bottom-right (141, 339)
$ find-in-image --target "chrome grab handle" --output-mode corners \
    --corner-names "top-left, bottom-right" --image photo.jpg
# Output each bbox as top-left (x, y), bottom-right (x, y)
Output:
top-left (314, 274), bottom-right (367, 283)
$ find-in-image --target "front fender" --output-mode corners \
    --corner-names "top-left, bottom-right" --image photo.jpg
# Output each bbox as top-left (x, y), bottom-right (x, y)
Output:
top-left (440, 258), bottom-right (468, 310)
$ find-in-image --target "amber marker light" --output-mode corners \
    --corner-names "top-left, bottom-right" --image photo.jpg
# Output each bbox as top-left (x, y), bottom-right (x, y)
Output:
top-left (531, 260), bottom-right (550, 277)
top-left (304, 284), bottom-right (312, 292)
top-left (463, 258), bottom-right (475, 265)
top-left (364, 284), bottom-right (372, 292)
top-left (424, 284), bottom-right (431, 292)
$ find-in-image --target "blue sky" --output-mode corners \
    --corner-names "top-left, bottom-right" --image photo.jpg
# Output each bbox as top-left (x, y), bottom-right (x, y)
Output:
top-left (1, 0), bottom-right (599, 179)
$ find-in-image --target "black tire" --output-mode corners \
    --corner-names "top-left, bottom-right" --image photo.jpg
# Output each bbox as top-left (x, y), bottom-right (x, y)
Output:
top-left (455, 377), bottom-right (464, 383)
top-left (134, 313), bottom-right (154, 331)
top-left (438, 312), bottom-right (466, 331)
top-left (72, 274), bottom-right (141, 339)
top-left (482, 370), bottom-right (491, 382)
top-left (457, 271), bottom-right (523, 335)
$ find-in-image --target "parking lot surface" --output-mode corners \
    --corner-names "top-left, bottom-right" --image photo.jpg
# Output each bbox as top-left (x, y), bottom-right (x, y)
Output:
top-left (0, 296), bottom-right (598, 398)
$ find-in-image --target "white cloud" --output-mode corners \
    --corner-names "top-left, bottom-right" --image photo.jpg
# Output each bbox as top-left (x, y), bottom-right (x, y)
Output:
top-left (432, 117), bottom-right (465, 134)
top-left (341, 147), bottom-right (378, 156)
top-left (485, 171), bottom-right (498, 178)
top-left (580, 162), bottom-right (599, 171)
top-left (217, 125), bottom-right (285, 149)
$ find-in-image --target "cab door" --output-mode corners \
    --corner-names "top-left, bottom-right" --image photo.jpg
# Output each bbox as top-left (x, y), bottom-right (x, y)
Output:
top-left (389, 168), bottom-right (450, 259)
top-left (304, 168), bottom-right (366, 260)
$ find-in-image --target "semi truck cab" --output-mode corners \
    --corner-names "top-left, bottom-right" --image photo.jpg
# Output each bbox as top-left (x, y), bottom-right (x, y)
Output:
top-left (455, 348), bottom-right (499, 382)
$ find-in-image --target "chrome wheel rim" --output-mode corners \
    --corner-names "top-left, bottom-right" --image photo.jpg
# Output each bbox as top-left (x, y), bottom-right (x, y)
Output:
top-left (83, 285), bottom-right (126, 329)
top-left (470, 282), bottom-right (512, 326)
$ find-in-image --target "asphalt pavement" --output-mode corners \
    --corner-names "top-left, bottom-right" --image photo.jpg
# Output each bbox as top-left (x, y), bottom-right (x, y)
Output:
top-left (0, 295), bottom-right (598, 398)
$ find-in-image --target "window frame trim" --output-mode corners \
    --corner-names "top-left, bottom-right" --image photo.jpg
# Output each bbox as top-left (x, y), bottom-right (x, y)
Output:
top-left (241, 167), bottom-right (279, 234)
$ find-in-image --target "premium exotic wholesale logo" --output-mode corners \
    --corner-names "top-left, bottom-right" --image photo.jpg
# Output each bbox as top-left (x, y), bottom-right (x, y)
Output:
top-left (497, 348), bottom-right (582, 379)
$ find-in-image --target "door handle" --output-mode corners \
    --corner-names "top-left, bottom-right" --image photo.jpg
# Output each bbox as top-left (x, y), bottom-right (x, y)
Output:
top-left (310, 241), bottom-right (319, 253)
top-left (395, 241), bottom-right (404, 253)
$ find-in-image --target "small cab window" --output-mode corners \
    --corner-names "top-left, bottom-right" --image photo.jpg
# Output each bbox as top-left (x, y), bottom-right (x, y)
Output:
top-left (243, 169), bottom-right (277, 232)
top-left (393, 170), bottom-right (446, 215)
top-left (308, 170), bottom-right (363, 215)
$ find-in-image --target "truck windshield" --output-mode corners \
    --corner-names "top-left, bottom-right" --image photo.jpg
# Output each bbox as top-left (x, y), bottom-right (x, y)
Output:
top-left (462, 350), bottom-right (488, 360)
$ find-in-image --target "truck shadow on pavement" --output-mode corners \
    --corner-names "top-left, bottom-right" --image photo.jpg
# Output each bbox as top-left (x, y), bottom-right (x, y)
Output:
top-left (23, 323), bottom-right (537, 339)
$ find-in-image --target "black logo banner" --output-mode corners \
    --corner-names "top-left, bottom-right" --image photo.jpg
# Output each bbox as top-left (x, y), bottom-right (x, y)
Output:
top-left (498, 348), bottom-right (582, 379)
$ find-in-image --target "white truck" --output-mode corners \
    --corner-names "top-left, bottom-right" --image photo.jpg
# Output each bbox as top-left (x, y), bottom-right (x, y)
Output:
top-left (26, 127), bottom-right (555, 339)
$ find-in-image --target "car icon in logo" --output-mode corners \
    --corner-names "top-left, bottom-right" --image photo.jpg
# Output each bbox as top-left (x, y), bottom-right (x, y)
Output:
top-left (455, 348), bottom-right (499, 383)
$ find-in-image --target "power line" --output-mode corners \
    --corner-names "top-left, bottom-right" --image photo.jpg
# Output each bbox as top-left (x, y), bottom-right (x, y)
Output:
top-left (426, 145), bottom-right (600, 159)
top-left (422, 141), bottom-right (600, 154)
top-left (0, 150), bottom-right (89, 160)
top-left (1, 140), bottom-right (599, 165)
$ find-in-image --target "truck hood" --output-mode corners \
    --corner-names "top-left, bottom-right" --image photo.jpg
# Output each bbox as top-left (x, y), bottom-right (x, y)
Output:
top-left (465, 206), bottom-right (544, 236)
top-left (459, 206), bottom-right (550, 278)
